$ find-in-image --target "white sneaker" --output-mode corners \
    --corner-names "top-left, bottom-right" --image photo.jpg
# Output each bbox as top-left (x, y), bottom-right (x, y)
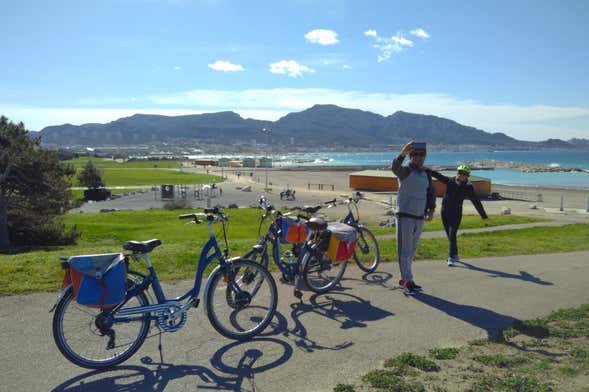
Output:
top-left (447, 257), bottom-right (455, 266)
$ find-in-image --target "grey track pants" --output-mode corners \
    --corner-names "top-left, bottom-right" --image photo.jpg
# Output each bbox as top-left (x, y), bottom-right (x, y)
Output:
top-left (396, 217), bottom-right (424, 282)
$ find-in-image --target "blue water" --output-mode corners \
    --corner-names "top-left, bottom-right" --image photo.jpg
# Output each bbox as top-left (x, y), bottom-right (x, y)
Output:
top-left (270, 151), bottom-right (589, 189)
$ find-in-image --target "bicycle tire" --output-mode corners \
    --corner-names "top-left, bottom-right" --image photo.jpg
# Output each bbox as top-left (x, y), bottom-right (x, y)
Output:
top-left (353, 227), bottom-right (380, 273)
top-left (52, 281), bottom-right (151, 369)
top-left (206, 259), bottom-right (277, 340)
top-left (301, 249), bottom-right (347, 294)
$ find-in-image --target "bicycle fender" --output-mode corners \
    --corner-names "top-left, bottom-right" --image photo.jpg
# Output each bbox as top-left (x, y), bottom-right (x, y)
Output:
top-left (49, 284), bottom-right (72, 313)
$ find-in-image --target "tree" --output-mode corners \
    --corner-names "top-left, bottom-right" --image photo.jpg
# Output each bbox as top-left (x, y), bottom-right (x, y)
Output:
top-left (0, 116), bottom-right (78, 249)
top-left (78, 160), bottom-right (105, 189)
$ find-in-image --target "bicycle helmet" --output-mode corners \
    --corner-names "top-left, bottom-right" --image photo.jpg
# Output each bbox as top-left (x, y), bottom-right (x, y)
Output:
top-left (457, 164), bottom-right (471, 175)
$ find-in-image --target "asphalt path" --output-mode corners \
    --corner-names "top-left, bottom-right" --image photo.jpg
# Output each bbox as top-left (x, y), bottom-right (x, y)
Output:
top-left (2, 251), bottom-right (589, 392)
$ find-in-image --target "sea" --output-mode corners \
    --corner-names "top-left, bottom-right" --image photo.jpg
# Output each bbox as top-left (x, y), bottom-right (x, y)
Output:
top-left (194, 150), bottom-right (589, 189)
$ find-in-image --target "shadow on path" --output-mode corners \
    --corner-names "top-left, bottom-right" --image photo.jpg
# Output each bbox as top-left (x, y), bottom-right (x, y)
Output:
top-left (51, 336), bottom-right (293, 392)
top-left (453, 260), bottom-right (553, 286)
top-left (412, 292), bottom-right (517, 341)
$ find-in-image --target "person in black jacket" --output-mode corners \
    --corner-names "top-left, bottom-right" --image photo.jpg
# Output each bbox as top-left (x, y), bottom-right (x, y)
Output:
top-left (426, 165), bottom-right (488, 266)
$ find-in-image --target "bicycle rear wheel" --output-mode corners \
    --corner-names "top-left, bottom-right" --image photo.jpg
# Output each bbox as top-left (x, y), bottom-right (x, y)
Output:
top-left (206, 259), bottom-right (277, 340)
top-left (353, 227), bottom-right (380, 273)
top-left (52, 282), bottom-right (150, 369)
top-left (301, 249), bottom-right (347, 294)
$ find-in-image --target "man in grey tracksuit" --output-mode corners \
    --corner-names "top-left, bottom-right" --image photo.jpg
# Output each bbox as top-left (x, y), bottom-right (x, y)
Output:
top-left (392, 141), bottom-right (436, 295)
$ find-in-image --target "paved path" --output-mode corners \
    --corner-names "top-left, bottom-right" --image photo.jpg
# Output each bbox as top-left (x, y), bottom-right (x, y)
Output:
top-left (2, 251), bottom-right (589, 392)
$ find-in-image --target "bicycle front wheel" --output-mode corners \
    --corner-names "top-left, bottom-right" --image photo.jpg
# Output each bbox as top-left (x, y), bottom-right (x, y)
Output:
top-left (301, 249), bottom-right (347, 294)
top-left (353, 227), bottom-right (380, 273)
top-left (52, 284), bottom-right (151, 369)
top-left (206, 259), bottom-right (277, 340)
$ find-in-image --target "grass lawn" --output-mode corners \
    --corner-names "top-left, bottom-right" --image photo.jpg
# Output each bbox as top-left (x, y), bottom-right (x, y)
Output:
top-left (0, 209), bottom-right (587, 294)
top-left (66, 157), bottom-right (184, 169)
top-left (370, 214), bottom-right (549, 236)
top-left (336, 304), bottom-right (589, 392)
top-left (65, 157), bottom-right (222, 201)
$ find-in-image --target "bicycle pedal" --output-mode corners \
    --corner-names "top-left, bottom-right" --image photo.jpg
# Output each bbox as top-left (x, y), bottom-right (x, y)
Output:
top-left (192, 299), bottom-right (200, 308)
top-left (293, 290), bottom-right (303, 299)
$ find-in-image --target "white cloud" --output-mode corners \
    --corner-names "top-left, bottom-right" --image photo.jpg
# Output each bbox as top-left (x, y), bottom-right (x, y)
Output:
top-left (410, 28), bottom-right (430, 39)
top-left (173, 65), bottom-right (181, 71)
top-left (5, 89), bottom-right (589, 140)
top-left (391, 35), bottom-right (413, 47)
top-left (343, 65), bottom-right (352, 70)
top-left (365, 30), bottom-right (422, 62)
top-left (208, 60), bottom-right (245, 72)
top-left (305, 29), bottom-right (339, 45)
top-left (269, 60), bottom-right (314, 78)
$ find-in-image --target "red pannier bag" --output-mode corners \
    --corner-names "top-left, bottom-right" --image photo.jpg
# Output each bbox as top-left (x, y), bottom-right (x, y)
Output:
top-left (326, 222), bottom-right (358, 263)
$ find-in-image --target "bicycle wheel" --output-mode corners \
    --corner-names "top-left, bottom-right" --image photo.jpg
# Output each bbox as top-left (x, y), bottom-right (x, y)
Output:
top-left (353, 227), bottom-right (380, 273)
top-left (52, 282), bottom-right (151, 369)
top-left (301, 249), bottom-right (347, 294)
top-left (206, 259), bottom-right (277, 340)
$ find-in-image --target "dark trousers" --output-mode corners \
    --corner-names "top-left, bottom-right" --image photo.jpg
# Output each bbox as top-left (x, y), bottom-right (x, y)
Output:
top-left (441, 211), bottom-right (461, 258)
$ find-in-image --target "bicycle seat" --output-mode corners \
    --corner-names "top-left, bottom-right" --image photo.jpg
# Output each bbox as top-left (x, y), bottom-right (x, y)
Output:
top-left (307, 216), bottom-right (327, 231)
top-left (123, 239), bottom-right (162, 253)
top-left (300, 205), bottom-right (322, 214)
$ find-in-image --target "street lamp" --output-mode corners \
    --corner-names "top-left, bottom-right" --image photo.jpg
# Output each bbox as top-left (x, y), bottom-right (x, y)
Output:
top-left (260, 128), bottom-right (270, 192)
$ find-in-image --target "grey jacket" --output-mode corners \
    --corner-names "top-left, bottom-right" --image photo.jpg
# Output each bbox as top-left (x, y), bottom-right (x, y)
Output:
top-left (392, 155), bottom-right (436, 219)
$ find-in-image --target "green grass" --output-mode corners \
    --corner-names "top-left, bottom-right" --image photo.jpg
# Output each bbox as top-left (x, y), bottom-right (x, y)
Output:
top-left (66, 157), bottom-right (184, 169)
top-left (385, 353), bottom-right (440, 372)
top-left (348, 305), bottom-right (589, 392)
top-left (467, 375), bottom-right (553, 392)
top-left (371, 214), bottom-right (549, 236)
top-left (376, 224), bottom-right (589, 262)
top-left (67, 157), bottom-right (222, 188)
top-left (1, 209), bottom-right (588, 294)
top-left (429, 347), bottom-right (459, 360)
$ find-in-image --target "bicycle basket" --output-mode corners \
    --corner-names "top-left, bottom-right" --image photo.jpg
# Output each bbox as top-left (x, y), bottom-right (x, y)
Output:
top-left (280, 216), bottom-right (308, 244)
top-left (326, 223), bottom-right (358, 263)
top-left (64, 253), bottom-right (127, 308)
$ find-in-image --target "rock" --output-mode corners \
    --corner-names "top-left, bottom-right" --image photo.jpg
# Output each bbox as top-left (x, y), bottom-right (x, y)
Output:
top-left (385, 210), bottom-right (395, 216)
top-left (530, 204), bottom-right (538, 209)
top-left (241, 185), bottom-right (252, 192)
top-left (501, 207), bottom-right (511, 215)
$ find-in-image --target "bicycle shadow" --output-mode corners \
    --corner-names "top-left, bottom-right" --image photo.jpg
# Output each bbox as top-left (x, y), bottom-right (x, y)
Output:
top-left (452, 260), bottom-right (553, 286)
top-left (262, 291), bottom-right (393, 353)
top-left (51, 336), bottom-right (293, 392)
top-left (343, 271), bottom-right (393, 289)
top-left (412, 292), bottom-right (517, 341)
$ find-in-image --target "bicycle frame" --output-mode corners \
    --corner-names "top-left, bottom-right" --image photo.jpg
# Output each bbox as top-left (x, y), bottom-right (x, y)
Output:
top-left (255, 215), bottom-right (310, 279)
top-left (107, 221), bottom-right (238, 324)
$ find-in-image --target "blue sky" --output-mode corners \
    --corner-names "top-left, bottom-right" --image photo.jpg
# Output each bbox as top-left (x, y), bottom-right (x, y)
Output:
top-left (1, 0), bottom-right (588, 141)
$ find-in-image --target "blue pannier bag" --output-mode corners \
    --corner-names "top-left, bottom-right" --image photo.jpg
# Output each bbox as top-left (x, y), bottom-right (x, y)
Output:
top-left (67, 253), bottom-right (126, 308)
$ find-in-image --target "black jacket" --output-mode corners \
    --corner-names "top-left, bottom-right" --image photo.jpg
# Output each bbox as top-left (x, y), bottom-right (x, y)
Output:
top-left (427, 169), bottom-right (488, 221)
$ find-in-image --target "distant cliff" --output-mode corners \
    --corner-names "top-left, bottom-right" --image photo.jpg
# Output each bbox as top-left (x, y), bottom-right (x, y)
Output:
top-left (37, 104), bottom-right (580, 149)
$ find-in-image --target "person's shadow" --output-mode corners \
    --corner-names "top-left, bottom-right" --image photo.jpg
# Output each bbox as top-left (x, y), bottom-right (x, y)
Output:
top-left (453, 260), bottom-right (553, 286)
top-left (412, 292), bottom-right (517, 341)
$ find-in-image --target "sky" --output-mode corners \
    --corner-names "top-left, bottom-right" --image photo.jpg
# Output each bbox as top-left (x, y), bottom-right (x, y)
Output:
top-left (1, 0), bottom-right (589, 141)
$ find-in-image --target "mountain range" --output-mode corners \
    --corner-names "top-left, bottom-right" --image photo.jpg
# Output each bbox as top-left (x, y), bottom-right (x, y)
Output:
top-left (36, 104), bottom-right (585, 149)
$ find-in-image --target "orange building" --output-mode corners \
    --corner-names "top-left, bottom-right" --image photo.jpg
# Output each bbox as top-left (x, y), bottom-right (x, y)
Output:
top-left (349, 170), bottom-right (491, 197)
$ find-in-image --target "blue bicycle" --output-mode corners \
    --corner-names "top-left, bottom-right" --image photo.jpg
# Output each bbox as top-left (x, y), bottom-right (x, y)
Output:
top-left (243, 197), bottom-right (347, 299)
top-left (330, 192), bottom-right (380, 273)
top-left (50, 208), bottom-right (278, 369)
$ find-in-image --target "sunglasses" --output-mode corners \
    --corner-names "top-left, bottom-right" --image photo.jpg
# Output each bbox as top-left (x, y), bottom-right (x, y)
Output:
top-left (411, 151), bottom-right (426, 157)
top-left (457, 171), bottom-right (469, 176)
